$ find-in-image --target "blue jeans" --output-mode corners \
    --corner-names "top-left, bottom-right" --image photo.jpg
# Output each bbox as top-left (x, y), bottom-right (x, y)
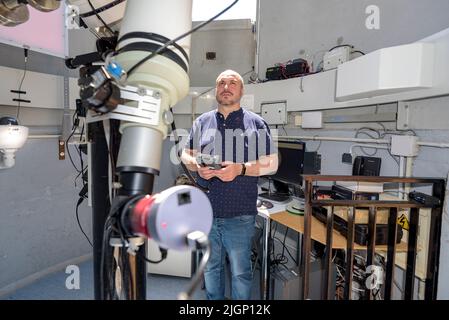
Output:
top-left (204, 215), bottom-right (256, 300)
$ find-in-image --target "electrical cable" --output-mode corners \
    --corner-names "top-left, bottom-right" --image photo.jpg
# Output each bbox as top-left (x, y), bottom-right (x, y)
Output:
top-left (280, 226), bottom-right (288, 263)
top-left (355, 129), bottom-right (380, 156)
top-left (126, 0), bottom-right (239, 77)
top-left (99, 194), bottom-right (126, 299)
top-left (77, 122), bottom-right (87, 182)
top-left (87, 27), bottom-right (101, 40)
top-left (328, 44), bottom-right (354, 52)
top-left (66, 131), bottom-right (82, 173)
top-left (100, 216), bottom-right (114, 299)
top-left (75, 197), bottom-right (93, 247)
top-left (117, 225), bottom-right (133, 299)
top-left (74, 168), bottom-right (86, 187)
top-left (87, 0), bottom-right (115, 35)
top-left (354, 125), bottom-right (416, 165)
top-left (281, 125), bottom-right (288, 136)
top-left (269, 222), bottom-right (298, 266)
top-left (16, 48), bottom-right (28, 121)
top-left (272, 236), bottom-right (297, 265)
top-left (136, 248), bottom-right (167, 264)
top-left (308, 135), bottom-right (322, 152)
top-left (108, 120), bottom-right (121, 201)
top-left (352, 50), bottom-right (365, 56)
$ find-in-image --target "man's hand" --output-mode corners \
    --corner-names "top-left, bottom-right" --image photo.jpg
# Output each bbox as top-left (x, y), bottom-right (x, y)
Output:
top-left (197, 165), bottom-right (217, 180)
top-left (215, 161), bottom-right (242, 182)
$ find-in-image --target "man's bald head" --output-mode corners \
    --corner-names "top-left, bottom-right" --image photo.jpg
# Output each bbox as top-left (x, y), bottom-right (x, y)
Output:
top-left (215, 69), bottom-right (244, 89)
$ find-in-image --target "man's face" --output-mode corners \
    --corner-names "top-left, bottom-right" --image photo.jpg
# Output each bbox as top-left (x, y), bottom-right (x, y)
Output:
top-left (215, 74), bottom-right (243, 106)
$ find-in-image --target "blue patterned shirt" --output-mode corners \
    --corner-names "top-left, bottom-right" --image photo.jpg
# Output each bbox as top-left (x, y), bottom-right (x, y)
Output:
top-left (187, 108), bottom-right (274, 218)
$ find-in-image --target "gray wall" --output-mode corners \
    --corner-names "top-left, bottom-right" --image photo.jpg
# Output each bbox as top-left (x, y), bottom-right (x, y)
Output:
top-left (0, 139), bottom-right (91, 290)
top-left (189, 19), bottom-right (255, 86)
top-left (0, 37), bottom-right (84, 292)
top-left (0, 134), bottom-right (184, 293)
top-left (258, 0), bottom-right (449, 75)
top-left (0, 43), bottom-right (69, 76)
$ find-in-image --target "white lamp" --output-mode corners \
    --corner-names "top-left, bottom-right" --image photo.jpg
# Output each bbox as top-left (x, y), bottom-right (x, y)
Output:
top-left (0, 117), bottom-right (29, 169)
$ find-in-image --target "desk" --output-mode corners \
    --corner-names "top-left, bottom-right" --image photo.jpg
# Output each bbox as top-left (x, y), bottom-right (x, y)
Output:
top-left (270, 211), bottom-right (408, 251)
top-left (258, 207), bottom-right (408, 300)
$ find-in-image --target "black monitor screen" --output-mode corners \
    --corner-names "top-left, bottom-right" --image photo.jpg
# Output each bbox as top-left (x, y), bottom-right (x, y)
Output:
top-left (271, 140), bottom-right (305, 186)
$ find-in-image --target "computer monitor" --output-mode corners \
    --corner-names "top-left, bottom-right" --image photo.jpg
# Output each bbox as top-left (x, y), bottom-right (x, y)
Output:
top-left (259, 139), bottom-right (305, 202)
top-left (272, 140), bottom-right (306, 186)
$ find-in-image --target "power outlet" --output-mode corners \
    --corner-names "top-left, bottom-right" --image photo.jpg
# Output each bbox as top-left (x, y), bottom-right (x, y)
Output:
top-left (261, 102), bottom-right (287, 125)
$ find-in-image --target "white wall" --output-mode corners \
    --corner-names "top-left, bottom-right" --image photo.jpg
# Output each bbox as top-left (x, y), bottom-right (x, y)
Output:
top-left (258, 0), bottom-right (449, 76)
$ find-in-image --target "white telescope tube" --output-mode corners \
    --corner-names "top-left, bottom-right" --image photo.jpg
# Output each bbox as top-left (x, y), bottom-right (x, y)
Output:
top-left (114, 0), bottom-right (192, 173)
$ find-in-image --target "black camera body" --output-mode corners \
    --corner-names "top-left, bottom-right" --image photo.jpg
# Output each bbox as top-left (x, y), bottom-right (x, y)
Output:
top-left (196, 154), bottom-right (222, 170)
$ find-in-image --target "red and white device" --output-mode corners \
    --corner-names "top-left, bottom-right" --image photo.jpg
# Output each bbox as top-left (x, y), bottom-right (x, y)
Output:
top-left (129, 185), bottom-right (213, 250)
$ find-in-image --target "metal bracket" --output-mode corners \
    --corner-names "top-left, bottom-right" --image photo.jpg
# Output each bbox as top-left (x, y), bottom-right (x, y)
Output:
top-left (397, 101), bottom-right (411, 130)
top-left (86, 85), bottom-right (162, 126)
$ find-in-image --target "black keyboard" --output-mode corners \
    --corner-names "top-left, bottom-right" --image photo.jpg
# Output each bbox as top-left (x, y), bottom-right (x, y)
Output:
top-left (258, 192), bottom-right (291, 203)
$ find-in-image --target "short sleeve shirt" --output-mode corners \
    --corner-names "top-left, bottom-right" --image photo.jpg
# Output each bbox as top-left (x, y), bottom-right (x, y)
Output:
top-left (187, 108), bottom-right (275, 218)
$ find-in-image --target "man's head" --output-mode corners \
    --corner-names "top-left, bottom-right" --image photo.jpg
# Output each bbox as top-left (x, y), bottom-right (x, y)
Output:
top-left (215, 69), bottom-right (244, 107)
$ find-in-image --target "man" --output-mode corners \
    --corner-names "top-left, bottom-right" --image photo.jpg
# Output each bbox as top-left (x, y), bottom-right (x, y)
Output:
top-left (181, 70), bottom-right (278, 300)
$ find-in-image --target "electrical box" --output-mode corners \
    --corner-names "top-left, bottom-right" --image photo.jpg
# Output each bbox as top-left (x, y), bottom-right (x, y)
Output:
top-left (390, 135), bottom-right (419, 157)
top-left (323, 46), bottom-right (351, 71)
top-left (261, 102), bottom-right (287, 125)
top-left (301, 111), bottom-right (323, 128)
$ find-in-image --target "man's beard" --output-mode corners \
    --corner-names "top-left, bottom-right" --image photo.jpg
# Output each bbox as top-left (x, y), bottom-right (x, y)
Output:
top-left (216, 93), bottom-right (241, 106)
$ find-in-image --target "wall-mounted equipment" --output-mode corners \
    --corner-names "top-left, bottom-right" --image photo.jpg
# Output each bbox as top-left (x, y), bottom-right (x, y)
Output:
top-left (323, 46), bottom-right (352, 71)
top-left (265, 58), bottom-right (310, 81)
top-left (261, 101), bottom-right (287, 125)
top-left (0, 117), bottom-right (29, 169)
top-left (301, 111), bottom-right (323, 128)
top-left (390, 135), bottom-right (419, 157)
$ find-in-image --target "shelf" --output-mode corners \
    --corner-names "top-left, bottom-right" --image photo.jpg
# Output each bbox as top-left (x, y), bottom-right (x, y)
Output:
top-left (310, 199), bottom-right (435, 209)
top-left (270, 211), bottom-right (409, 251)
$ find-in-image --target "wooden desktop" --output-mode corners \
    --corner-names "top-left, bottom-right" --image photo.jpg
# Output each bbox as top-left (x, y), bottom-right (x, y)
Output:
top-left (269, 209), bottom-right (408, 251)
